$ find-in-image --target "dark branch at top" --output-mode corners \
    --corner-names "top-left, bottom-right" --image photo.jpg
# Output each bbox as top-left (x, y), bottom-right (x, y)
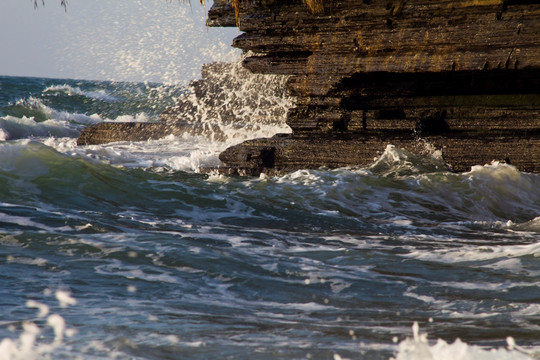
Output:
top-left (33, 0), bottom-right (68, 10)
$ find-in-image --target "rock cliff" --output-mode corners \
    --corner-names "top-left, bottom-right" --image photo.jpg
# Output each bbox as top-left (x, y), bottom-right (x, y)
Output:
top-left (208, 0), bottom-right (540, 175)
top-left (78, 0), bottom-right (540, 175)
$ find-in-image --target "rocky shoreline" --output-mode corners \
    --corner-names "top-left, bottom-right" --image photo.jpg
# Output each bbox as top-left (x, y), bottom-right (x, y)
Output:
top-left (78, 0), bottom-right (540, 175)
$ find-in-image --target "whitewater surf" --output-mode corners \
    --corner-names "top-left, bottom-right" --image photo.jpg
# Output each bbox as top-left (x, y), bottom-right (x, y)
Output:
top-left (0, 65), bottom-right (539, 360)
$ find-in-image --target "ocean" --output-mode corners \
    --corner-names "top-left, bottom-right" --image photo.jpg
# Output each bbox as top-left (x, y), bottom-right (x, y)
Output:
top-left (0, 69), bottom-right (539, 360)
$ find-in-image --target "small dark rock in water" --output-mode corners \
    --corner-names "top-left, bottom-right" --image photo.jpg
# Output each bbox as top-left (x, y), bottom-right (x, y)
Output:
top-left (78, 0), bottom-right (540, 175)
top-left (76, 122), bottom-right (187, 145)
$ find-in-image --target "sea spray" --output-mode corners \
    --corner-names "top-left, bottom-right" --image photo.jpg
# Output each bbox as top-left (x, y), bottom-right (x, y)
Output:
top-left (1, 52), bottom-right (295, 172)
top-left (102, 55), bottom-right (296, 171)
top-left (38, 0), bottom-right (239, 83)
top-left (0, 291), bottom-right (77, 360)
top-left (160, 54), bottom-right (294, 142)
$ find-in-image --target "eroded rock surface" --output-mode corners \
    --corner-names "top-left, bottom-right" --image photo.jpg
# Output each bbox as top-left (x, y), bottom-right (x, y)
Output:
top-left (78, 0), bottom-right (540, 175)
top-left (208, 0), bottom-right (540, 174)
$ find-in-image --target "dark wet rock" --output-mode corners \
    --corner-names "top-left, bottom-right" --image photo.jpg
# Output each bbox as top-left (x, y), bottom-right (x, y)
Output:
top-left (78, 0), bottom-right (540, 174)
top-left (218, 132), bottom-right (540, 176)
top-left (76, 122), bottom-right (177, 145)
top-left (208, 0), bottom-right (540, 175)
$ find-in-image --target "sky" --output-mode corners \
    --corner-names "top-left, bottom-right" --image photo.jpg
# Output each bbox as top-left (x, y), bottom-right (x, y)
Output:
top-left (0, 0), bottom-right (240, 84)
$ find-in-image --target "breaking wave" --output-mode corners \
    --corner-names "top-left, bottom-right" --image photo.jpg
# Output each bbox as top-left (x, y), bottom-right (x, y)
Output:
top-left (43, 83), bottom-right (120, 102)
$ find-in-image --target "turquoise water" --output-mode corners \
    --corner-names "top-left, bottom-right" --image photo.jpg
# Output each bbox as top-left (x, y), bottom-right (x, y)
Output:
top-left (0, 74), bottom-right (539, 359)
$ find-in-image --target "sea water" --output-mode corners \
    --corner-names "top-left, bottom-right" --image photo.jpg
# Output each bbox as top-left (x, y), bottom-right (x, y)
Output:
top-left (0, 65), bottom-right (539, 360)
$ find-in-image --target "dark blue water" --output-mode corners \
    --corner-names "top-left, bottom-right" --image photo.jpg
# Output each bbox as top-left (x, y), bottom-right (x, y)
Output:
top-left (0, 74), bottom-right (539, 360)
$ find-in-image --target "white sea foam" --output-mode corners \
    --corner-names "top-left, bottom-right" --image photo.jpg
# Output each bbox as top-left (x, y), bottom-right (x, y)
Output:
top-left (45, 57), bottom-right (295, 172)
top-left (0, 115), bottom-right (79, 140)
top-left (25, 301), bottom-right (50, 318)
top-left (513, 216), bottom-right (540, 232)
top-left (94, 261), bottom-right (181, 284)
top-left (0, 128), bottom-right (8, 141)
top-left (370, 144), bottom-right (449, 176)
top-left (13, 96), bottom-right (53, 117)
top-left (5, 54), bottom-right (292, 174)
top-left (390, 323), bottom-right (536, 360)
top-left (6, 256), bottom-right (48, 267)
top-left (110, 113), bottom-right (152, 123)
top-left (64, 134), bottom-right (225, 172)
top-left (466, 161), bottom-right (523, 181)
top-left (0, 291), bottom-right (77, 360)
top-left (12, 96), bottom-right (102, 126)
top-left (405, 242), bottom-right (540, 263)
top-left (2, 95), bottom-right (100, 141)
top-left (44, 84), bottom-right (85, 96)
top-left (55, 291), bottom-right (77, 308)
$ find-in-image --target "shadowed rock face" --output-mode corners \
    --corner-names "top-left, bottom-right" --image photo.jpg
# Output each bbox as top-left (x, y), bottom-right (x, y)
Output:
top-left (207, 0), bottom-right (540, 175)
top-left (218, 133), bottom-right (540, 176)
top-left (78, 0), bottom-right (540, 175)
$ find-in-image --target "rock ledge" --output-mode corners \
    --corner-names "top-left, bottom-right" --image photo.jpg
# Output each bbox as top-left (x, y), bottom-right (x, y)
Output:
top-left (207, 0), bottom-right (540, 175)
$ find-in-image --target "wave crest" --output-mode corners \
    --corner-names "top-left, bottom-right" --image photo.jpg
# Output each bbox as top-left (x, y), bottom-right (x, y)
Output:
top-left (43, 84), bottom-right (119, 102)
top-left (0, 116), bottom-right (79, 140)
top-left (369, 144), bottom-right (449, 177)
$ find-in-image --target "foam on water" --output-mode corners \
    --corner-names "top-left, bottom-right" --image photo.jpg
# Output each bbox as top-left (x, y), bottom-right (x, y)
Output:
top-left (515, 216), bottom-right (540, 232)
top-left (0, 116), bottom-right (79, 141)
top-left (405, 241), bottom-right (540, 263)
top-left (390, 323), bottom-right (537, 360)
top-left (4, 298), bottom-right (537, 360)
top-left (369, 144), bottom-right (448, 176)
top-left (36, 57), bottom-right (294, 172)
top-left (0, 291), bottom-right (77, 360)
top-left (14, 96), bottom-right (103, 124)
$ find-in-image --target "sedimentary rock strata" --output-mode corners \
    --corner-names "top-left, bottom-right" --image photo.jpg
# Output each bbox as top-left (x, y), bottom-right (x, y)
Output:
top-left (78, 0), bottom-right (540, 175)
top-left (208, 0), bottom-right (540, 175)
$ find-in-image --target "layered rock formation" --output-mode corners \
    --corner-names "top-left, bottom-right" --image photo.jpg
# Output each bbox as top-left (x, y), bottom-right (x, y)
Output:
top-left (78, 0), bottom-right (540, 175)
top-left (208, 0), bottom-right (540, 175)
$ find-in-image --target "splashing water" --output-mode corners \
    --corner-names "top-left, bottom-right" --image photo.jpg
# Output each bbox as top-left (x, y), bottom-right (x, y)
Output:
top-left (1, 58), bottom-right (293, 173)
top-left (0, 291), bottom-right (77, 360)
top-left (160, 53), bottom-right (294, 142)
top-left (58, 0), bottom-right (240, 84)
top-left (389, 323), bottom-right (537, 360)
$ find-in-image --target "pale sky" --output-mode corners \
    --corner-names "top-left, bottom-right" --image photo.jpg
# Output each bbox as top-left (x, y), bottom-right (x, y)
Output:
top-left (0, 0), bottom-right (240, 83)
